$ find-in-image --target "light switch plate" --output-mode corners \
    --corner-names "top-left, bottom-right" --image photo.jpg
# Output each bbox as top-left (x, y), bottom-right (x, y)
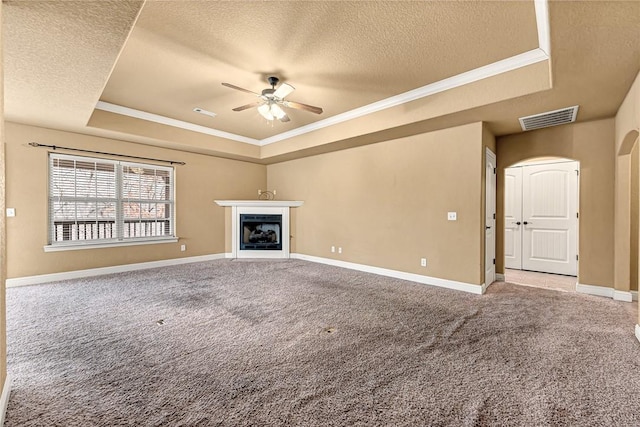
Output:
top-left (448, 212), bottom-right (457, 221)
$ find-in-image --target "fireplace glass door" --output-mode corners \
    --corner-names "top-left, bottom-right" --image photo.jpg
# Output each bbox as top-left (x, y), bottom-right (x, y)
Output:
top-left (239, 214), bottom-right (282, 250)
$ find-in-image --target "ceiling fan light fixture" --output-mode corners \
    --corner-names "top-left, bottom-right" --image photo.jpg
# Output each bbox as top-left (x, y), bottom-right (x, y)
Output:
top-left (270, 103), bottom-right (287, 120)
top-left (258, 103), bottom-right (274, 121)
top-left (223, 78), bottom-right (323, 123)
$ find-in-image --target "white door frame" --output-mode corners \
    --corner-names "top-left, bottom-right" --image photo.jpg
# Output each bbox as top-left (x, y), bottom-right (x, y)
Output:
top-left (504, 167), bottom-right (523, 270)
top-left (485, 148), bottom-right (497, 289)
top-left (503, 159), bottom-right (579, 276)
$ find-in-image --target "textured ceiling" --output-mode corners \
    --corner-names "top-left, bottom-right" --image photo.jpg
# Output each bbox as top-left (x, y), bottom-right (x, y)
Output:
top-left (3, 1), bottom-right (640, 163)
top-left (100, 0), bottom-right (538, 140)
top-left (4, 1), bottom-right (144, 130)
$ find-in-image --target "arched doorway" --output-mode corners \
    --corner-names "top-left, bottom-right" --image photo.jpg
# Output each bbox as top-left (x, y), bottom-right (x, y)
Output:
top-left (502, 157), bottom-right (579, 291)
top-left (614, 129), bottom-right (639, 302)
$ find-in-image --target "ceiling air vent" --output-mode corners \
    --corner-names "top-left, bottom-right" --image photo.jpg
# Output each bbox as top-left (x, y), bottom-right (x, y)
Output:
top-left (519, 105), bottom-right (579, 131)
top-left (193, 107), bottom-right (217, 118)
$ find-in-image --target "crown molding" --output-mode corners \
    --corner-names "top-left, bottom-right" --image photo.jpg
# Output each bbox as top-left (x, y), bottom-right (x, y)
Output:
top-left (95, 101), bottom-right (261, 146)
top-left (534, 0), bottom-right (551, 56)
top-left (259, 48), bottom-right (548, 146)
top-left (94, 1), bottom-right (551, 148)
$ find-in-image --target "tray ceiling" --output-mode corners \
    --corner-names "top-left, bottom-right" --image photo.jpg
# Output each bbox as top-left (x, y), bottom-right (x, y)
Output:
top-left (4, 1), bottom-right (639, 163)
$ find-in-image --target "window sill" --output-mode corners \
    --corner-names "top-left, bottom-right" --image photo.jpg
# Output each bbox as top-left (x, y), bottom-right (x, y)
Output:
top-left (43, 238), bottom-right (179, 252)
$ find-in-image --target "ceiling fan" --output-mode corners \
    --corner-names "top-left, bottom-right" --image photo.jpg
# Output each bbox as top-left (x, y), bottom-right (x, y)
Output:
top-left (222, 76), bottom-right (323, 123)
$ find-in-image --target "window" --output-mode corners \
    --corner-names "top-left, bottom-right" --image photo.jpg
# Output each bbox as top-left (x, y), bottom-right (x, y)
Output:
top-left (48, 153), bottom-right (175, 247)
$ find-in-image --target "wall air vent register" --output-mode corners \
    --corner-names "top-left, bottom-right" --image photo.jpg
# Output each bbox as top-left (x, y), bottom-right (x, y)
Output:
top-left (519, 106), bottom-right (579, 131)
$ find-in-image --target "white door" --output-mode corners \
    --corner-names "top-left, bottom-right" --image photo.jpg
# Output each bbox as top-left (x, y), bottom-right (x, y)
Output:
top-left (485, 149), bottom-right (496, 288)
top-left (504, 167), bottom-right (522, 269)
top-left (521, 162), bottom-right (578, 275)
top-left (504, 161), bottom-right (578, 276)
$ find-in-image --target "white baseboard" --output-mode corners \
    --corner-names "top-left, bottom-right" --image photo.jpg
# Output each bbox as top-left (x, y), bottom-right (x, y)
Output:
top-left (576, 283), bottom-right (636, 303)
top-left (291, 253), bottom-right (484, 295)
top-left (495, 273), bottom-right (505, 282)
top-left (0, 374), bottom-right (12, 426)
top-left (576, 283), bottom-right (614, 298)
top-left (636, 324), bottom-right (640, 344)
top-left (6, 254), bottom-right (227, 287)
top-left (614, 290), bottom-right (633, 302)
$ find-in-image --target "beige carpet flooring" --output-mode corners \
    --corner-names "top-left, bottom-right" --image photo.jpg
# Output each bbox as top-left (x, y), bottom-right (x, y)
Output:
top-left (4, 259), bottom-right (640, 426)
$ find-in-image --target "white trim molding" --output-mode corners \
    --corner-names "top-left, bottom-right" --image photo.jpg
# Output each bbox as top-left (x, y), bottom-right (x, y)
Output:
top-left (95, 101), bottom-right (260, 146)
top-left (534, 0), bottom-right (551, 56)
top-left (214, 200), bottom-right (303, 207)
top-left (44, 237), bottom-right (178, 252)
top-left (576, 283), bottom-right (614, 298)
top-left (576, 283), bottom-right (635, 303)
top-left (632, 291), bottom-right (638, 302)
top-left (292, 253), bottom-right (484, 295)
top-left (0, 374), bottom-right (12, 427)
top-left (613, 290), bottom-right (633, 303)
top-left (6, 254), bottom-right (226, 287)
top-left (495, 273), bottom-right (505, 282)
top-left (636, 324), bottom-right (640, 344)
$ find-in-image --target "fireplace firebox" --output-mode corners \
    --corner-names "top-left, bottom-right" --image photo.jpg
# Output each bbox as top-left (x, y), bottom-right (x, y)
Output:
top-left (240, 214), bottom-right (282, 250)
top-left (214, 200), bottom-right (303, 259)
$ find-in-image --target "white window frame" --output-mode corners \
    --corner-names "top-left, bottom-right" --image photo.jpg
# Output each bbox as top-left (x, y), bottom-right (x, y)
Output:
top-left (45, 153), bottom-right (177, 252)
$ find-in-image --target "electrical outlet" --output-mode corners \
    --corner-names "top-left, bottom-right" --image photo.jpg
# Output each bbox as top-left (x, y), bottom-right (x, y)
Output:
top-left (448, 212), bottom-right (457, 221)
top-left (338, 247), bottom-right (342, 254)
top-left (421, 258), bottom-right (427, 267)
top-left (180, 244), bottom-right (186, 252)
top-left (6, 208), bottom-right (15, 217)
top-left (331, 246), bottom-right (335, 253)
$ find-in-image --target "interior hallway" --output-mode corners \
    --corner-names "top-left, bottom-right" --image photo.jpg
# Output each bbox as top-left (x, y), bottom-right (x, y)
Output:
top-left (504, 268), bottom-right (577, 293)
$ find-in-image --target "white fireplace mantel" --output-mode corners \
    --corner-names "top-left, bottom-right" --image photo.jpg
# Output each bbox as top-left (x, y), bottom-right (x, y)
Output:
top-left (215, 200), bottom-right (304, 208)
top-left (214, 200), bottom-right (303, 258)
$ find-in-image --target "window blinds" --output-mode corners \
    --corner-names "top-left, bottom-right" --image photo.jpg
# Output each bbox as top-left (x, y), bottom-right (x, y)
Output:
top-left (49, 153), bottom-right (175, 245)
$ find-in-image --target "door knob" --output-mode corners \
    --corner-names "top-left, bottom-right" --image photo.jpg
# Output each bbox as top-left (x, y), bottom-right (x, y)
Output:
top-left (486, 226), bottom-right (491, 229)
top-left (516, 221), bottom-right (521, 225)
top-left (523, 221), bottom-right (530, 225)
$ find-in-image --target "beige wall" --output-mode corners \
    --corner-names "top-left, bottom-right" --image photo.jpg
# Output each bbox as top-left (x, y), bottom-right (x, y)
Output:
top-left (5, 122), bottom-right (266, 278)
top-left (268, 122), bottom-right (485, 286)
top-left (496, 119), bottom-right (616, 288)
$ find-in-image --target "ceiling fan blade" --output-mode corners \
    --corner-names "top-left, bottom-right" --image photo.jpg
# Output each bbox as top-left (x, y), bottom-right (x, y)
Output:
top-left (284, 100), bottom-right (323, 114)
top-left (221, 82), bottom-right (261, 96)
top-left (279, 114), bottom-right (291, 123)
top-left (273, 83), bottom-right (295, 99)
top-left (232, 101), bottom-right (264, 111)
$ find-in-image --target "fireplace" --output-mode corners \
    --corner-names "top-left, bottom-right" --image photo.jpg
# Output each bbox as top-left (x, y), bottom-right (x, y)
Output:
top-left (215, 200), bottom-right (303, 259)
top-left (240, 214), bottom-right (282, 250)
